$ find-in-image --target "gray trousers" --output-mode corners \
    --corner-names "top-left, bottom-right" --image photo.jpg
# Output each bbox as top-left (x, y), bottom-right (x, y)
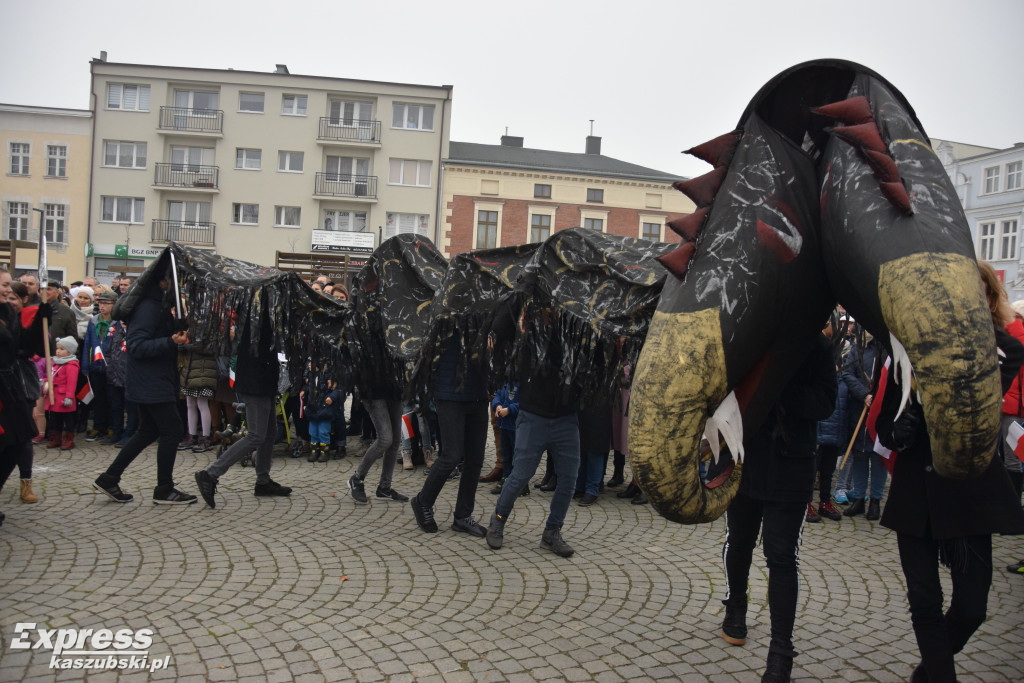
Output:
top-left (355, 398), bottom-right (402, 489)
top-left (206, 392), bottom-right (276, 485)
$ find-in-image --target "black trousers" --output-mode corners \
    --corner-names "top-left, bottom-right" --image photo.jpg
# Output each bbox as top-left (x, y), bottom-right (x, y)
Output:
top-left (104, 401), bottom-right (184, 488)
top-left (815, 443), bottom-right (840, 502)
top-left (897, 532), bottom-right (991, 683)
top-left (723, 493), bottom-right (805, 657)
top-left (418, 399), bottom-right (488, 520)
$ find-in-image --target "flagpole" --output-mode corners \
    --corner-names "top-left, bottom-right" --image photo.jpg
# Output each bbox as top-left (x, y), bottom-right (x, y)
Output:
top-left (33, 208), bottom-right (54, 404)
top-left (840, 403), bottom-right (870, 470)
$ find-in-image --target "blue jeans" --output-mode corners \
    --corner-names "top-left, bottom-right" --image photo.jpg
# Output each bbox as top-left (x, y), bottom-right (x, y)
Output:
top-left (495, 410), bottom-right (580, 531)
top-left (576, 449), bottom-right (607, 495)
top-left (500, 429), bottom-right (516, 479)
top-left (309, 419), bottom-right (331, 444)
top-left (849, 450), bottom-right (888, 500)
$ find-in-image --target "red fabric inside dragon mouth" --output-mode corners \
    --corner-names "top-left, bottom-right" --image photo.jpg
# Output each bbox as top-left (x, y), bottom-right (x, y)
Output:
top-left (705, 461), bottom-right (735, 490)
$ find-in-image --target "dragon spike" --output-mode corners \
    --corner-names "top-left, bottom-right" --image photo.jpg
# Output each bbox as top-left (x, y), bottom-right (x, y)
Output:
top-left (879, 180), bottom-right (913, 214)
top-left (657, 242), bottom-right (696, 280)
top-left (684, 130), bottom-right (743, 168)
top-left (674, 166), bottom-right (728, 208)
top-left (666, 207), bottom-right (709, 242)
top-left (828, 122), bottom-right (887, 154)
top-left (812, 96), bottom-right (874, 125)
top-left (863, 149), bottom-right (900, 183)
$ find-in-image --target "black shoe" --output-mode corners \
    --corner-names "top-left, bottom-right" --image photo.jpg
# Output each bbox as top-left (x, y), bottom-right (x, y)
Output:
top-left (452, 516), bottom-right (487, 537)
top-left (255, 480), bottom-right (292, 497)
top-left (375, 486), bottom-right (409, 503)
top-left (762, 650), bottom-right (794, 683)
top-left (93, 474), bottom-right (133, 503)
top-left (491, 482), bottom-right (504, 495)
top-left (539, 476), bottom-right (558, 493)
top-left (578, 492), bottom-right (598, 507)
top-left (866, 498), bottom-right (881, 521)
top-left (317, 447), bottom-right (330, 463)
top-left (631, 492), bottom-right (648, 505)
top-left (572, 489), bottom-right (584, 499)
top-left (152, 485), bottom-right (197, 505)
top-left (721, 600), bottom-right (747, 646)
top-left (194, 470), bottom-right (218, 508)
top-left (307, 446), bottom-right (319, 463)
top-left (348, 475), bottom-right (368, 504)
top-left (618, 481), bottom-right (640, 499)
top-left (1006, 559), bottom-right (1024, 574)
top-left (535, 471), bottom-right (554, 490)
top-left (844, 498), bottom-right (866, 517)
top-left (519, 483), bottom-right (530, 497)
top-left (447, 465), bottom-right (461, 482)
top-left (540, 528), bottom-right (575, 557)
top-left (411, 495), bottom-right (438, 533)
top-left (486, 512), bottom-right (506, 549)
top-left (607, 472), bottom-right (625, 488)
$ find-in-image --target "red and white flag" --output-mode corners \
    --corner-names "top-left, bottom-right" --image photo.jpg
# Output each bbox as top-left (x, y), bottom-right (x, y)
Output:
top-left (866, 357), bottom-right (896, 475)
top-left (93, 346), bottom-right (104, 363)
top-left (401, 412), bottom-right (415, 441)
top-left (1006, 421), bottom-right (1024, 464)
top-left (228, 367), bottom-right (235, 388)
top-left (77, 378), bottom-right (94, 404)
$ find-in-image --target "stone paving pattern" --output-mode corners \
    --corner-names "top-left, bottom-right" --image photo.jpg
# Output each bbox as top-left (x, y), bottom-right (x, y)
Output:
top-left (1, 433), bottom-right (1022, 682)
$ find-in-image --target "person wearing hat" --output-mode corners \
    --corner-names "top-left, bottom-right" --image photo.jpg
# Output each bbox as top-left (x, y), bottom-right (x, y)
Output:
top-left (81, 288), bottom-right (121, 444)
top-left (43, 280), bottom-right (78, 343)
top-left (44, 336), bottom-right (81, 450)
top-left (70, 285), bottom-right (95, 340)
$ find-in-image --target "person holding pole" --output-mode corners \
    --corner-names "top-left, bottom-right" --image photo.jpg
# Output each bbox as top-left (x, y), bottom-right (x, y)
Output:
top-left (840, 324), bottom-right (885, 520)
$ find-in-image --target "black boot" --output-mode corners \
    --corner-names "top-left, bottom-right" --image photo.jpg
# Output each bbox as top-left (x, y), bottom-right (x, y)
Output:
top-left (866, 498), bottom-right (881, 521)
top-left (535, 456), bottom-right (554, 490)
top-left (844, 497), bottom-right (866, 517)
top-left (539, 474), bottom-right (558, 492)
top-left (618, 480), bottom-right (640, 499)
top-left (721, 598), bottom-right (747, 646)
top-left (761, 648), bottom-right (795, 683)
top-left (607, 451), bottom-right (625, 487)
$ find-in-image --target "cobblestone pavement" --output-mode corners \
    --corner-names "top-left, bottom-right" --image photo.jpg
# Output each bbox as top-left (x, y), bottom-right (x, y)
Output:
top-left (1, 435), bottom-right (1022, 682)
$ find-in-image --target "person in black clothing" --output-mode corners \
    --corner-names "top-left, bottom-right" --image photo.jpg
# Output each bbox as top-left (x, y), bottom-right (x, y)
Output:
top-left (93, 274), bottom-right (196, 504)
top-left (194, 315), bottom-right (292, 509)
top-left (877, 324), bottom-right (1024, 683)
top-left (720, 333), bottom-right (837, 683)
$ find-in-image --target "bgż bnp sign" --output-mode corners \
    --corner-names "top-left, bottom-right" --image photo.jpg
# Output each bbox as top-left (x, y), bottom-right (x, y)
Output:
top-left (310, 230), bottom-right (375, 254)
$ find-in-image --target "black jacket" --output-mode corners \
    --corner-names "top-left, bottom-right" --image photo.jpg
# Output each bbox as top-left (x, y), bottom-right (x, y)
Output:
top-left (879, 326), bottom-right (1024, 540)
top-left (233, 319), bottom-right (279, 396)
top-left (125, 287), bottom-right (180, 404)
top-left (738, 334), bottom-right (838, 503)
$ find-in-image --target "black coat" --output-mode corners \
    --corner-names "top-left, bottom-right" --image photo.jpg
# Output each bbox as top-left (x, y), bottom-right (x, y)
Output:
top-left (879, 326), bottom-right (1024, 540)
top-left (125, 287), bottom-right (180, 404)
top-left (738, 334), bottom-right (838, 503)
top-left (0, 302), bottom-right (49, 446)
top-left (233, 319), bottom-right (279, 397)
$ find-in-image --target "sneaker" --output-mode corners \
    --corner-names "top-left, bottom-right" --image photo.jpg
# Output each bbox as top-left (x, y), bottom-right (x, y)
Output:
top-left (115, 434), bottom-right (133, 448)
top-left (721, 600), bottom-right (748, 646)
top-left (31, 434), bottom-right (47, 444)
top-left (194, 470), bottom-right (218, 509)
top-left (84, 429), bottom-right (103, 442)
top-left (452, 516), bottom-right (487, 537)
top-left (348, 475), bottom-right (368, 504)
top-left (819, 501), bottom-right (843, 521)
top-left (540, 528), bottom-right (575, 558)
top-left (834, 490), bottom-right (849, 504)
top-left (177, 435), bottom-right (195, 451)
top-left (152, 485), bottom-right (197, 505)
top-left (486, 512), bottom-right (506, 549)
top-left (1005, 559), bottom-right (1024, 574)
top-left (491, 481), bottom-right (504, 495)
top-left (578, 492), bottom-right (598, 507)
top-left (806, 502), bottom-right (821, 523)
top-left (191, 436), bottom-right (212, 453)
top-left (375, 486), bottom-right (409, 503)
top-left (254, 480), bottom-right (292, 497)
top-left (100, 434), bottom-right (120, 446)
top-left (411, 494), bottom-right (438, 533)
top-left (93, 474), bottom-right (133, 503)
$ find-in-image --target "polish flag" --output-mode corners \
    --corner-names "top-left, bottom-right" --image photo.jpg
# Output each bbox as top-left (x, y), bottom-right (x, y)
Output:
top-left (1006, 421), bottom-right (1024, 463)
top-left (866, 357), bottom-right (896, 475)
top-left (77, 378), bottom-right (94, 404)
top-left (401, 412), bottom-right (415, 441)
top-left (93, 346), bottom-right (105, 363)
top-left (229, 368), bottom-right (235, 388)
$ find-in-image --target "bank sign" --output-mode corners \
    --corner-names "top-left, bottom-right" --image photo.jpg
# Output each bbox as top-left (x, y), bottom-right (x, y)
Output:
top-left (310, 230), bottom-right (375, 254)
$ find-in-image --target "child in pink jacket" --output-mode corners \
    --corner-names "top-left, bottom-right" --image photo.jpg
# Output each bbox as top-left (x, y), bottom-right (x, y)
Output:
top-left (44, 336), bottom-right (81, 450)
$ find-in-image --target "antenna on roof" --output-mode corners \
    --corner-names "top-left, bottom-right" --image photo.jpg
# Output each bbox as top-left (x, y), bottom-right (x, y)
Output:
top-left (589, 120), bottom-right (594, 135)
top-left (505, 126), bottom-right (508, 135)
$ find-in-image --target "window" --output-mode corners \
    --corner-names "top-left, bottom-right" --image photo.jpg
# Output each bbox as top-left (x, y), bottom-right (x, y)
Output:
top-left (170, 146), bottom-right (213, 171)
top-left (275, 206), bottom-right (301, 228)
top-left (330, 100), bottom-right (372, 126)
top-left (44, 204), bottom-right (67, 243)
top-left (10, 142), bottom-right (29, 174)
top-left (385, 212), bottom-right (430, 237)
top-left (103, 141), bottom-right (146, 168)
top-left (235, 148), bottom-right (262, 170)
top-left (46, 145), bottom-right (67, 177)
top-left (388, 159), bottom-right (432, 187)
top-left (392, 103), bottom-right (435, 131)
top-left (1001, 220), bottom-right (1019, 260)
top-left (323, 209), bottom-right (366, 232)
top-left (1007, 161), bottom-right (1023, 191)
top-left (984, 166), bottom-right (1001, 194)
top-left (642, 222), bottom-right (662, 241)
top-left (101, 197), bottom-right (145, 224)
top-left (174, 90), bottom-right (218, 113)
top-left (232, 203), bottom-right (259, 225)
top-left (238, 92), bottom-right (264, 113)
top-left (278, 151), bottom-right (304, 172)
top-left (282, 94), bottom-right (308, 116)
top-left (979, 222), bottom-right (996, 260)
top-left (477, 210), bottom-right (498, 249)
top-left (587, 188), bottom-right (604, 203)
top-left (107, 83), bottom-right (150, 111)
top-left (531, 214), bottom-right (551, 243)
top-left (584, 217), bottom-right (604, 232)
top-left (534, 184), bottom-right (552, 199)
top-left (6, 201), bottom-right (29, 240)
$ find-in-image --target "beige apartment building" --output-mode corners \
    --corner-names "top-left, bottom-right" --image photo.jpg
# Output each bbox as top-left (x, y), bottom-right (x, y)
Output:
top-left (1, 104), bottom-right (92, 283)
top-left (88, 55), bottom-right (452, 278)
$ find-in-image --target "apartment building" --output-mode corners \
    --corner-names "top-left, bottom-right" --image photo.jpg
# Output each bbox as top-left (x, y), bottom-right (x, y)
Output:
top-left (88, 55), bottom-right (452, 277)
top-left (1, 104), bottom-right (92, 283)
top-left (441, 135), bottom-right (692, 257)
top-left (934, 138), bottom-right (1024, 299)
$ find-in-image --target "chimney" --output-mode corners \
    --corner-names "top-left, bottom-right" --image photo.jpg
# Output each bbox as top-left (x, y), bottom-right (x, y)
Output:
top-left (586, 135), bottom-right (602, 155)
top-left (275, 64), bottom-right (290, 74)
top-left (501, 135), bottom-right (524, 147)
top-left (99, 51), bottom-right (107, 62)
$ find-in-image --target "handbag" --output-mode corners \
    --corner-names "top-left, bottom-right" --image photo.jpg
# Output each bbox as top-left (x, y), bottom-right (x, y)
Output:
top-left (0, 356), bottom-right (42, 403)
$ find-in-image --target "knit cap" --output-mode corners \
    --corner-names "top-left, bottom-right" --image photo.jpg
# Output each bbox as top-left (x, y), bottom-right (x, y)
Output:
top-left (56, 336), bottom-right (79, 355)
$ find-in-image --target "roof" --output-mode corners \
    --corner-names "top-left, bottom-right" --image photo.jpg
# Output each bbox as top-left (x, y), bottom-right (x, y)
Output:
top-left (446, 141), bottom-right (683, 183)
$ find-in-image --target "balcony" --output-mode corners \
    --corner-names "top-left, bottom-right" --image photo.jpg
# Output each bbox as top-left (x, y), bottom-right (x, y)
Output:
top-left (314, 173), bottom-right (378, 200)
top-left (154, 163), bottom-right (219, 191)
top-left (158, 107), bottom-right (224, 135)
top-left (317, 118), bottom-right (381, 146)
top-left (151, 219), bottom-right (216, 246)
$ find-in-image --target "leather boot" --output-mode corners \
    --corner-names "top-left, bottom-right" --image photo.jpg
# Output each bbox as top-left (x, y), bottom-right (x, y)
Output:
top-left (535, 456), bottom-right (554, 489)
top-left (46, 429), bottom-right (62, 449)
top-left (480, 448), bottom-right (502, 482)
top-left (844, 497), bottom-right (866, 517)
top-left (607, 451), bottom-right (626, 487)
top-left (618, 480), bottom-right (640, 499)
top-left (762, 648), bottom-right (795, 683)
top-left (866, 498), bottom-right (881, 521)
top-left (20, 479), bottom-right (38, 503)
top-left (60, 431), bottom-right (76, 450)
top-left (721, 598), bottom-right (747, 645)
top-left (539, 474), bottom-right (558, 492)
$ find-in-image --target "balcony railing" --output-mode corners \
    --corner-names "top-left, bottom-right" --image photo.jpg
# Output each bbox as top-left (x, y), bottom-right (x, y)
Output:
top-left (154, 163), bottom-right (219, 189)
top-left (151, 219), bottom-right (216, 246)
top-left (318, 117), bottom-right (381, 144)
top-left (158, 107), bottom-right (224, 133)
top-left (314, 173), bottom-right (378, 199)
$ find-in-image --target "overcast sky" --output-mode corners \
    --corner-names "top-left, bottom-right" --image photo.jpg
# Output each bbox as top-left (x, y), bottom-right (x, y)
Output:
top-left (2, 0), bottom-right (1021, 179)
